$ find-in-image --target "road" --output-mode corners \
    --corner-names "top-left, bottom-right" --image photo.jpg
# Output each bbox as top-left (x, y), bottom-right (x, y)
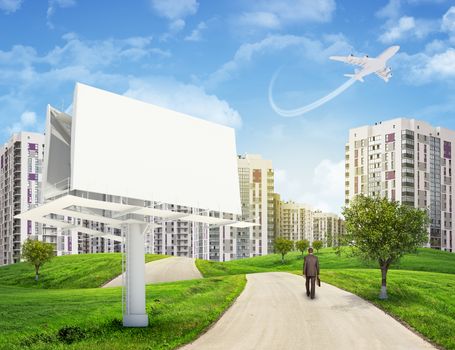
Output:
top-left (102, 257), bottom-right (202, 287)
top-left (181, 272), bottom-right (435, 350)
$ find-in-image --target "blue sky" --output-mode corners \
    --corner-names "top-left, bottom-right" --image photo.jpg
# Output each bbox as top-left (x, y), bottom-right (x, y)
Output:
top-left (0, 0), bottom-right (454, 213)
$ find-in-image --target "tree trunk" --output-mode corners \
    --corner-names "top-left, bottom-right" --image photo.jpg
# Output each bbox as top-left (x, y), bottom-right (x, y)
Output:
top-left (35, 265), bottom-right (39, 281)
top-left (379, 264), bottom-right (388, 300)
top-left (281, 253), bottom-right (285, 264)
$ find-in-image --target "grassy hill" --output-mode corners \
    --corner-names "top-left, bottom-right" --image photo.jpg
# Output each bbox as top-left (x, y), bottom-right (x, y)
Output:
top-left (0, 275), bottom-right (246, 350)
top-left (195, 247), bottom-right (455, 350)
top-left (321, 269), bottom-right (455, 350)
top-left (2, 248), bottom-right (455, 349)
top-left (0, 253), bottom-right (167, 289)
top-left (196, 247), bottom-right (455, 277)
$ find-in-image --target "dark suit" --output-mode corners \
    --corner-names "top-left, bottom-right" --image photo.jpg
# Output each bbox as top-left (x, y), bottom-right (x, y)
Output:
top-left (303, 254), bottom-right (320, 299)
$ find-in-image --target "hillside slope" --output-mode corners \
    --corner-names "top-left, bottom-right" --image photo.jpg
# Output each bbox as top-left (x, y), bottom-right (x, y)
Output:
top-left (0, 253), bottom-right (167, 289)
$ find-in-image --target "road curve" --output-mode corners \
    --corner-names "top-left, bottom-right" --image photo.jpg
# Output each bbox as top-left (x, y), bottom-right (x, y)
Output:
top-left (102, 257), bottom-right (202, 287)
top-left (181, 272), bottom-right (435, 350)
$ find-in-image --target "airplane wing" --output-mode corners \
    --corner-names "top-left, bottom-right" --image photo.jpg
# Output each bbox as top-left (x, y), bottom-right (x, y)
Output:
top-left (375, 67), bottom-right (392, 82)
top-left (329, 55), bottom-right (371, 67)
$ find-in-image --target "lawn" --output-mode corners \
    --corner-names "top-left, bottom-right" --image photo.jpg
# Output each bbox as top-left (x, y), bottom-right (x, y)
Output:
top-left (196, 247), bottom-right (455, 277)
top-left (0, 253), bottom-right (168, 289)
top-left (2, 247), bottom-right (455, 350)
top-left (196, 247), bottom-right (455, 350)
top-left (0, 275), bottom-right (246, 350)
top-left (320, 269), bottom-right (455, 350)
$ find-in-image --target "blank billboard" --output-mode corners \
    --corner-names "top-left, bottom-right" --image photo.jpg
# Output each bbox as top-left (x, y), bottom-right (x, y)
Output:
top-left (70, 83), bottom-right (241, 215)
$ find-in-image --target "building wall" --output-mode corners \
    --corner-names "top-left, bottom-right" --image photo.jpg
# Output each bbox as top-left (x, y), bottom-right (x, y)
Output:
top-left (237, 154), bottom-right (275, 256)
top-left (0, 132), bottom-right (48, 265)
top-left (313, 212), bottom-right (345, 247)
top-left (279, 201), bottom-right (314, 242)
top-left (276, 201), bottom-right (344, 247)
top-left (346, 118), bottom-right (455, 252)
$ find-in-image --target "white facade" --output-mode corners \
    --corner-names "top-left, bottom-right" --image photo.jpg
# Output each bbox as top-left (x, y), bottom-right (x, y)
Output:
top-left (279, 201), bottom-right (314, 242)
top-left (237, 154), bottom-right (275, 256)
top-left (0, 133), bottom-right (46, 264)
top-left (313, 212), bottom-right (345, 247)
top-left (346, 118), bottom-right (455, 252)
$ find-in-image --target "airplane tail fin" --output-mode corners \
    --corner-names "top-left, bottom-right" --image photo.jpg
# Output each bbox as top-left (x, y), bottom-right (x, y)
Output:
top-left (344, 74), bottom-right (363, 82)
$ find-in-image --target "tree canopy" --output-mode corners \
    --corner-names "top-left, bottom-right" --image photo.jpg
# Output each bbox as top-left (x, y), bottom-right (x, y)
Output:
top-left (312, 240), bottom-right (323, 253)
top-left (274, 237), bottom-right (294, 263)
top-left (22, 239), bottom-right (55, 281)
top-left (295, 239), bottom-right (310, 256)
top-left (342, 195), bottom-right (429, 299)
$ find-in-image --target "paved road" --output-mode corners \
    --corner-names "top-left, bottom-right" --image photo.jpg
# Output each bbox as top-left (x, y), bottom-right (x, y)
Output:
top-left (103, 257), bottom-right (202, 287)
top-left (181, 272), bottom-right (435, 350)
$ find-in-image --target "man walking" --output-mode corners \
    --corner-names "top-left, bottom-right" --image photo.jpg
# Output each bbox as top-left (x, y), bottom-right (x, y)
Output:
top-left (303, 247), bottom-right (320, 299)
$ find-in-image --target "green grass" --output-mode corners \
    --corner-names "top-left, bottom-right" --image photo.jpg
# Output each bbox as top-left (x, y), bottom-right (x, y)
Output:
top-left (0, 253), bottom-right (168, 289)
top-left (196, 247), bottom-right (455, 277)
top-left (195, 247), bottom-right (455, 350)
top-left (320, 269), bottom-right (455, 350)
top-left (3, 247), bottom-right (455, 350)
top-left (0, 275), bottom-right (246, 350)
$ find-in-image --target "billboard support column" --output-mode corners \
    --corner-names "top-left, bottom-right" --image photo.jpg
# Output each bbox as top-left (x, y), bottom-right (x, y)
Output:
top-left (123, 223), bottom-right (148, 327)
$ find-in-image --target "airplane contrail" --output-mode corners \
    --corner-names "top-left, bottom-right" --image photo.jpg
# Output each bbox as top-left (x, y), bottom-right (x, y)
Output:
top-left (268, 68), bottom-right (357, 117)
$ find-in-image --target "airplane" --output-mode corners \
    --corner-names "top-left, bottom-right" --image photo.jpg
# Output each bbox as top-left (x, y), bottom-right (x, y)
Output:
top-left (329, 45), bottom-right (400, 82)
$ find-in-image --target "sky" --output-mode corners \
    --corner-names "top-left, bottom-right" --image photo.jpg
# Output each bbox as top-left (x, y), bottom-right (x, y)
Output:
top-left (0, 0), bottom-right (454, 214)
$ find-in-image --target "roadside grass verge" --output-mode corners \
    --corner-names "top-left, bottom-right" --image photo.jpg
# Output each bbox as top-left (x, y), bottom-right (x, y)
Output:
top-left (196, 248), bottom-right (455, 278)
top-left (0, 253), bottom-right (167, 289)
top-left (0, 274), bottom-right (246, 350)
top-left (319, 268), bottom-right (455, 350)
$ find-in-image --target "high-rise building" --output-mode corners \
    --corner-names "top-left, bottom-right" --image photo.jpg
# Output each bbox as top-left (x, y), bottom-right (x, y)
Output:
top-left (0, 132), bottom-right (47, 265)
top-left (278, 201), bottom-right (314, 242)
top-left (345, 118), bottom-right (455, 252)
top-left (313, 211), bottom-right (345, 247)
top-left (274, 200), bottom-right (344, 247)
top-left (237, 154), bottom-right (275, 256)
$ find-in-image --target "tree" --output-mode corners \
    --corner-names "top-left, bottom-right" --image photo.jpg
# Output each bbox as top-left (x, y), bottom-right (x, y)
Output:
top-left (312, 240), bottom-right (323, 253)
top-left (295, 239), bottom-right (310, 257)
top-left (342, 195), bottom-right (429, 300)
top-left (274, 237), bottom-right (294, 263)
top-left (22, 239), bottom-right (55, 281)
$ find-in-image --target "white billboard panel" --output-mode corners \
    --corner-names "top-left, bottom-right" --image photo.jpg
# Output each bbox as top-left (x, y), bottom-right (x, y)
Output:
top-left (71, 83), bottom-right (241, 214)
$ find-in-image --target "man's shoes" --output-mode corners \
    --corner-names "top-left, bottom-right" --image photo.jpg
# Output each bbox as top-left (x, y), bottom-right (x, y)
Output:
top-left (306, 292), bottom-right (310, 297)
top-left (311, 296), bottom-right (315, 300)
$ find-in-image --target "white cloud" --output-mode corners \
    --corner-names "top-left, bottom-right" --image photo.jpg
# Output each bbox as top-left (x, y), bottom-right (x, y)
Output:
top-left (124, 77), bottom-right (242, 128)
top-left (442, 6), bottom-right (455, 41)
top-left (376, 0), bottom-right (401, 19)
top-left (150, 0), bottom-right (198, 20)
top-left (379, 16), bottom-right (415, 42)
top-left (298, 159), bottom-right (345, 214)
top-left (275, 159), bottom-right (345, 214)
top-left (20, 111), bottom-right (37, 126)
top-left (0, 34), bottom-right (173, 135)
top-left (47, 0), bottom-right (77, 29)
top-left (274, 168), bottom-right (288, 185)
top-left (0, 33), bottom-right (166, 77)
top-left (5, 111), bottom-right (38, 135)
top-left (151, 0), bottom-right (199, 36)
top-left (185, 21), bottom-right (207, 41)
top-left (236, 0), bottom-right (335, 31)
top-left (206, 34), bottom-right (352, 88)
top-left (0, 0), bottom-right (22, 13)
top-left (396, 47), bottom-right (455, 84)
top-left (236, 12), bottom-right (281, 30)
top-left (378, 16), bottom-right (437, 43)
top-left (169, 19), bottom-right (186, 33)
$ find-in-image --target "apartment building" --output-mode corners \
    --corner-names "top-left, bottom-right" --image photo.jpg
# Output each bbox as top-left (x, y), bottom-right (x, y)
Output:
top-left (278, 201), bottom-right (314, 242)
top-left (345, 118), bottom-right (455, 252)
top-left (237, 154), bottom-right (275, 256)
top-left (0, 132), bottom-right (49, 265)
top-left (313, 211), bottom-right (345, 247)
